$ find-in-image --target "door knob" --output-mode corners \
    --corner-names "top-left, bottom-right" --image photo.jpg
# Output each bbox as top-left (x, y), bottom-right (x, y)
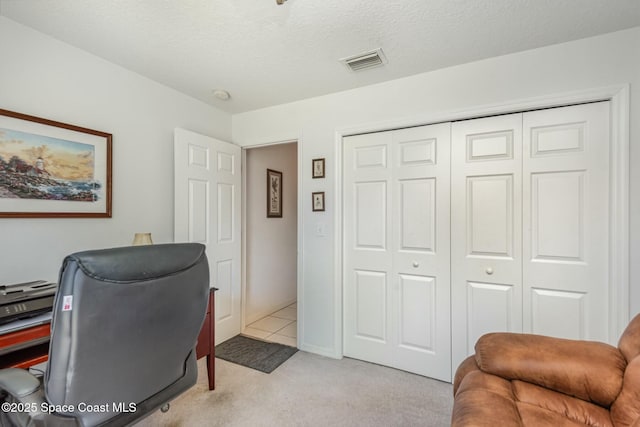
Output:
top-left (412, 261), bottom-right (419, 268)
top-left (485, 267), bottom-right (494, 275)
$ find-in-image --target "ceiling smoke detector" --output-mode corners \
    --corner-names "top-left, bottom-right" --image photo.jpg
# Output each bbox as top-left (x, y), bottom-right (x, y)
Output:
top-left (340, 48), bottom-right (388, 72)
top-left (212, 89), bottom-right (231, 100)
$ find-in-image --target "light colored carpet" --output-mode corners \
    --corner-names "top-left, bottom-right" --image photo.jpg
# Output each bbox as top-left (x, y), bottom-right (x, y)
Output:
top-left (137, 351), bottom-right (454, 427)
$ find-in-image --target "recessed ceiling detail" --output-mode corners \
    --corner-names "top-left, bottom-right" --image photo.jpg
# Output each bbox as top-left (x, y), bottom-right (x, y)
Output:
top-left (340, 48), bottom-right (388, 72)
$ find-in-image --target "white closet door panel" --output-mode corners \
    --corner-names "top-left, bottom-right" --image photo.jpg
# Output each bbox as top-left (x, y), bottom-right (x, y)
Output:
top-left (344, 123), bottom-right (451, 381)
top-left (530, 171), bottom-right (585, 262)
top-left (344, 132), bottom-right (393, 363)
top-left (531, 288), bottom-right (586, 339)
top-left (451, 113), bottom-right (523, 372)
top-left (354, 181), bottom-right (388, 250)
top-left (354, 270), bottom-right (389, 342)
top-left (392, 124), bottom-right (451, 381)
top-left (467, 174), bottom-right (514, 259)
top-left (523, 102), bottom-right (610, 341)
top-left (398, 178), bottom-right (435, 253)
top-left (466, 281), bottom-right (517, 350)
top-left (347, 134), bottom-right (392, 273)
top-left (398, 274), bottom-right (436, 351)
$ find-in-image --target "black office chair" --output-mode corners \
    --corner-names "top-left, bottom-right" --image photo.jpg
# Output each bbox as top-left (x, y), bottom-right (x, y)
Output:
top-left (0, 243), bottom-right (210, 426)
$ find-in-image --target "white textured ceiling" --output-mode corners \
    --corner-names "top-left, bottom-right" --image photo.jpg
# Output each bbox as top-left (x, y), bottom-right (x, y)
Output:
top-left (1, 0), bottom-right (639, 114)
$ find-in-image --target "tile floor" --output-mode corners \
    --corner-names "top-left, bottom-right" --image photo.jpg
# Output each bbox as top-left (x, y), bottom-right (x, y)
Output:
top-left (243, 302), bottom-right (297, 348)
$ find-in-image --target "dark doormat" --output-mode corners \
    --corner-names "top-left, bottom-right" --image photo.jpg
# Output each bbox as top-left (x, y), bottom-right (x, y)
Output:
top-left (215, 335), bottom-right (297, 373)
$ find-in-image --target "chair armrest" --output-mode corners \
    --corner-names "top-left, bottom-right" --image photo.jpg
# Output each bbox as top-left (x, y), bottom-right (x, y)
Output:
top-left (0, 368), bottom-right (40, 398)
top-left (475, 333), bottom-right (626, 407)
top-left (0, 369), bottom-right (55, 427)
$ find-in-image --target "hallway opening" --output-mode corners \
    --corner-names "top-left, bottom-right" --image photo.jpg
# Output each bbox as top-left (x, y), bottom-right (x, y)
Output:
top-left (242, 141), bottom-right (298, 347)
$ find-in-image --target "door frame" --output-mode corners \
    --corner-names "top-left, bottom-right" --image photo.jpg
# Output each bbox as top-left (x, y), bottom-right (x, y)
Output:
top-left (240, 139), bottom-right (302, 345)
top-left (334, 84), bottom-right (630, 358)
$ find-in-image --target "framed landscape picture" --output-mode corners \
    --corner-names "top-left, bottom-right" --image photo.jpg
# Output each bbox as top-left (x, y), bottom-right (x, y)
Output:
top-left (0, 109), bottom-right (112, 218)
top-left (266, 168), bottom-right (283, 218)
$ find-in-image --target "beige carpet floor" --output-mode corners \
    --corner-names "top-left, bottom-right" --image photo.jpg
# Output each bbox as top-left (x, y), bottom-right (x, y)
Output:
top-left (137, 351), bottom-right (454, 427)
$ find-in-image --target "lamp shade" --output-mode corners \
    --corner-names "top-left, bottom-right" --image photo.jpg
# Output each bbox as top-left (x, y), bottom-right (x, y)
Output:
top-left (132, 233), bottom-right (153, 245)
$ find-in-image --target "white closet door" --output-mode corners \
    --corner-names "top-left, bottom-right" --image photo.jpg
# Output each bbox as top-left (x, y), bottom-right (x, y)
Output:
top-left (344, 123), bottom-right (451, 381)
top-left (344, 130), bottom-right (393, 367)
top-left (522, 102), bottom-right (610, 341)
top-left (392, 125), bottom-right (451, 380)
top-left (451, 102), bottom-right (611, 372)
top-left (451, 113), bottom-right (523, 371)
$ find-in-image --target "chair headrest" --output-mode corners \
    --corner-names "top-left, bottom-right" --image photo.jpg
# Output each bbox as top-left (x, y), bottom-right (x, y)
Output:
top-left (66, 243), bottom-right (206, 282)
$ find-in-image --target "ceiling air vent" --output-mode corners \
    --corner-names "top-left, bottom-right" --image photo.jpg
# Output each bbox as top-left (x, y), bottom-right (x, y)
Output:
top-left (340, 48), bottom-right (387, 72)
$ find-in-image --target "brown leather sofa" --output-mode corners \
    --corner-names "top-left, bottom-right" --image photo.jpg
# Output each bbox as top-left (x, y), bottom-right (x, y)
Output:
top-left (452, 314), bottom-right (640, 426)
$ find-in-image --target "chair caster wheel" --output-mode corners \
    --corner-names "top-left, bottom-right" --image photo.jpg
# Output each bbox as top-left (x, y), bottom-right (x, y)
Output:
top-left (161, 403), bottom-right (170, 413)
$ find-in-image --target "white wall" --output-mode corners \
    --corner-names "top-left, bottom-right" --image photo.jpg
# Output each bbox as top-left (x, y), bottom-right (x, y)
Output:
top-left (3, 16), bottom-right (638, 360)
top-left (233, 27), bottom-right (640, 357)
top-left (0, 17), bottom-right (231, 283)
top-left (245, 142), bottom-right (298, 324)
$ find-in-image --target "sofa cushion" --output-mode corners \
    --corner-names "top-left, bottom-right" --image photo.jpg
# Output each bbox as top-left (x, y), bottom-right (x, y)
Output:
top-left (452, 371), bottom-right (522, 426)
top-left (475, 333), bottom-right (626, 407)
top-left (517, 402), bottom-right (604, 427)
top-left (453, 370), bottom-right (615, 427)
top-left (513, 380), bottom-right (613, 427)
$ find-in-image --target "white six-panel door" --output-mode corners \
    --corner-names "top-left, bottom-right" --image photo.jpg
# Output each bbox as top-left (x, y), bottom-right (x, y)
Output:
top-left (451, 102), bottom-right (610, 370)
top-left (174, 128), bottom-right (242, 345)
top-left (344, 102), bottom-right (610, 381)
top-left (451, 113), bottom-right (524, 370)
top-left (343, 123), bottom-right (452, 381)
top-left (522, 102), bottom-right (609, 340)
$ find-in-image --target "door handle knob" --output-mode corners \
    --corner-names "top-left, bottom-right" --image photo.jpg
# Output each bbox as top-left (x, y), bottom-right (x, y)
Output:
top-left (486, 267), bottom-right (494, 275)
top-left (412, 261), bottom-right (419, 268)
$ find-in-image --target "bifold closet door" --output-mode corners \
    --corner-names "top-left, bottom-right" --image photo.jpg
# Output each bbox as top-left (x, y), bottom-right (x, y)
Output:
top-left (451, 113), bottom-right (524, 372)
top-left (451, 102), bottom-right (610, 371)
top-left (343, 123), bottom-right (451, 382)
top-left (522, 102), bottom-right (609, 341)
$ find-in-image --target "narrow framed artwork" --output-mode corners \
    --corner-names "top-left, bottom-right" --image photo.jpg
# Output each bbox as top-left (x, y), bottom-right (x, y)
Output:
top-left (312, 191), bottom-right (325, 212)
top-left (0, 108), bottom-right (112, 218)
top-left (312, 158), bottom-right (325, 179)
top-left (266, 168), bottom-right (283, 218)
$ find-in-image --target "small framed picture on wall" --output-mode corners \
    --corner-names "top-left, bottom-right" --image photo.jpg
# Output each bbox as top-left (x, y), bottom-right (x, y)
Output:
top-left (266, 168), bottom-right (283, 218)
top-left (312, 191), bottom-right (325, 212)
top-left (312, 158), bottom-right (325, 179)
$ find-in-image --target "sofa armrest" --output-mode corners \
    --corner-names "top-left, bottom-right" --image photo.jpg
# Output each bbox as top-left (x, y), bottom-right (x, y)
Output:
top-left (475, 333), bottom-right (626, 407)
top-left (0, 368), bottom-right (41, 398)
top-left (453, 356), bottom-right (480, 396)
